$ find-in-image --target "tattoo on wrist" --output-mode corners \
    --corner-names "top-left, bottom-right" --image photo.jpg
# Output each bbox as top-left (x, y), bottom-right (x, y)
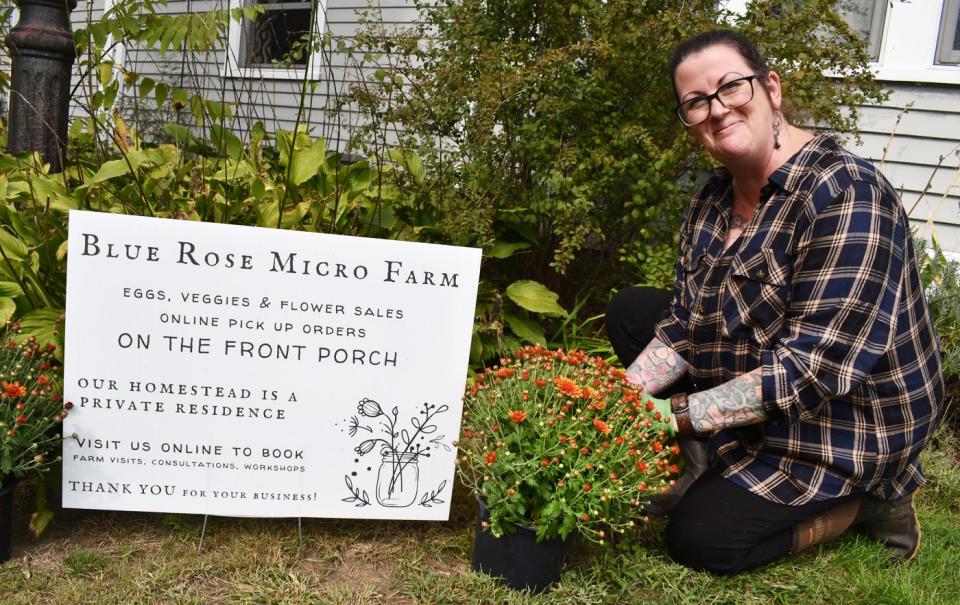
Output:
top-left (687, 369), bottom-right (765, 433)
top-left (625, 340), bottom-right (688, 395)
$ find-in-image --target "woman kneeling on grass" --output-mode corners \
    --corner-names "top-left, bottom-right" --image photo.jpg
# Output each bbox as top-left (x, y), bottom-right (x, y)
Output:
top-left (606, 29), bottom-right (944, 574)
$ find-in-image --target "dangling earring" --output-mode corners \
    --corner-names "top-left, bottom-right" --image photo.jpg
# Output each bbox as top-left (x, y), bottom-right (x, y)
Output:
top-left (773, 111), bottom-right (783, 150)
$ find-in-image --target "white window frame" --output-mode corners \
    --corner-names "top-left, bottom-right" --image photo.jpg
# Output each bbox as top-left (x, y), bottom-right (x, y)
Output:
top-left (852, 0), bottom-right (887, 61)
top-left (873, 0), bottom-right (960, 83)
top-left (103, 0), bottom-right (127, 98)
top-left (0, 3), bottom-right (18, 116)
top-left (223, 0), bottom-right (328, 80)
top-left (938, 0), bottom-right (960, 64)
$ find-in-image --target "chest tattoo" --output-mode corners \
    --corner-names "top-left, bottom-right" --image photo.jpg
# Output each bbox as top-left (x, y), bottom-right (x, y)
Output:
top-left (725, 211), bottom-right (751, 248)
top-left (729, 211), bottom-right (750, 233)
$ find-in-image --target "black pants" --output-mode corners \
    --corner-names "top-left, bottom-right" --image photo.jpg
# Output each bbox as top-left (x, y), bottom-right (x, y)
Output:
top-left (604, 286), bottom-right (693, 394)
top-left (606, 286), bottom-right (854, 574)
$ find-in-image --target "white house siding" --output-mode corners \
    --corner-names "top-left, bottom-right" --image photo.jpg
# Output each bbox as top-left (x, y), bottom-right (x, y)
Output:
top-left (64, 0), bottom-right (421, 151)
top-left (845, 83), bottom-right (960, 256)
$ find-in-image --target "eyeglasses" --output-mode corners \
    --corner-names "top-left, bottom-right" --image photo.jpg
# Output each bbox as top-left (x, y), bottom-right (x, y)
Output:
top-left (676, 75), bottom-right (759, 127)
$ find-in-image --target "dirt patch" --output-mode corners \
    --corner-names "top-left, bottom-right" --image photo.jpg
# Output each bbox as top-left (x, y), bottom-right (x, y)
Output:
top-left (320, 540), bottom-right (407, 602)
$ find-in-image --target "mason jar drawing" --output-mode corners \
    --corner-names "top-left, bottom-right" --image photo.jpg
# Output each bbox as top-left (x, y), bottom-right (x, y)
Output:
top-left (376, 452), bottom-right (419, 507)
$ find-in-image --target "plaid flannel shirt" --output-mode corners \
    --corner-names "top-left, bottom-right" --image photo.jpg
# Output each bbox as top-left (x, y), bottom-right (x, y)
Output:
top-left (655, 134), bottom-right (944, 505)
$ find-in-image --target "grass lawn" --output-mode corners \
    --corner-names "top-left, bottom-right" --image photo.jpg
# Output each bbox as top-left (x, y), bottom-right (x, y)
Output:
top-left (1, 429), bottom-right (957, 605)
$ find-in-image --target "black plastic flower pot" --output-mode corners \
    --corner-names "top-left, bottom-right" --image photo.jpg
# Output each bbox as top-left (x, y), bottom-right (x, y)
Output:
top-left (0, 478), bottom-right (17, 563)
top-left (471, 499), bottom-right (572, 592)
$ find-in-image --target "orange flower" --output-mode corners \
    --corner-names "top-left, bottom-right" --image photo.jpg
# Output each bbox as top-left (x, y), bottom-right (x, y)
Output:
top-left (582, 483), bottom-right (592, 492)
top-left (541, 458), bottom-right (550, 467)
top-left (593, 418), bottom-right (611, 434)
top-left (581, 513), bottom-right (590, 522)
top-left (2, 381), bottom-right (26, 398)
top-left (535, 378), bottom-right (546, 388)
top-left (485, 451), bottom-right (497, 465)
top-left (507, 410), bottom-right (526, 423)
top-left (553, 376), bottom-right (582, 397)
top-left (635, 461), bottom-right (648, 472)
top-left (493, 368), bottom-right (516, 379)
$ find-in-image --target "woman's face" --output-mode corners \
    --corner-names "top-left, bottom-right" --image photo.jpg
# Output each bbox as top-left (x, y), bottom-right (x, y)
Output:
top-left (673, 44), bottom-right (781, 168)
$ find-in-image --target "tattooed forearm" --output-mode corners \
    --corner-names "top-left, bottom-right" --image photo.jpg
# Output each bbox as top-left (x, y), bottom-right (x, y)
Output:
top-left (625, 338), bottom-right (689, 396)
top-left (687, 368), bottom-right (765, 433)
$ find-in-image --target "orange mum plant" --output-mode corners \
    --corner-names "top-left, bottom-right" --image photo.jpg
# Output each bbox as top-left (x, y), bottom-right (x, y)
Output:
top-left (0, 324), bottom-right (66, 487)
top-left (457, 345), bottom-right (682, 543)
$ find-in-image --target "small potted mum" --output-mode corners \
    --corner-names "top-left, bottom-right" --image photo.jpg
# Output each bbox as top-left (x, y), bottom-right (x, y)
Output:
top-left (457, 345), bottom-right (682, 591)
top-left (0, 323), bottom-right (66, 561)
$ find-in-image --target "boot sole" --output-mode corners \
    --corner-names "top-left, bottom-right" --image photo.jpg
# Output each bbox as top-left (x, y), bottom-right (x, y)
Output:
top-left (873, 497), bottom-right (921, 564)
top-left (897, 497), bottom-right (921, 564)
top-left (904, 524), bottom-right (921, 563)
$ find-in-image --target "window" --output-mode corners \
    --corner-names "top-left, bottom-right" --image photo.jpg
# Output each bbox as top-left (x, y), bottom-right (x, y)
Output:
top-left (241, 0), bottom-right (312, 67)
top-left (226, 0), bottom-right (327, 78)
top-left (839, 0), bottom-right (887, 60)
top-left (726, 0), bottom-right (960, 84)
top-left (938, 0), bottom-right (960, 64)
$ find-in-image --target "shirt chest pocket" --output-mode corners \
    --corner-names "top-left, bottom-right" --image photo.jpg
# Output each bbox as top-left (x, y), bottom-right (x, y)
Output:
top-left (721, 248), bottom-right (792, 346)
top-left (681, 245), bottom-right (709, 311)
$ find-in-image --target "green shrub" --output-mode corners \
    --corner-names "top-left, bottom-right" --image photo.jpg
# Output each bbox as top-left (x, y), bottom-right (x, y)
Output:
top-left (340, 0), bottom-right (884, 303)
top-left (917, 237), bottom-right (960, 426)
top-left (0, 0), bottom-right (887, 366)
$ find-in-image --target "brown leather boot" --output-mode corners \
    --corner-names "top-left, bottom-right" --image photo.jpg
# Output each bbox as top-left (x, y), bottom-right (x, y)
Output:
top-left (854, 492), bottom-right (922, 563)
top-left (643, 437), bottom-right (709, 516)
top-left (791, 492), bottom-right (921, 564)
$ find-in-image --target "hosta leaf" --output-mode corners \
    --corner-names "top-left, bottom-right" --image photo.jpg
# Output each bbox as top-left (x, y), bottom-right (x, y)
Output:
top-left (0, 297), bottom-right (15, 324)
top-left (88, 159), bottom-right (131, 184)
top-left (16, 308), bottom-right (64, 357)
top-left (288, 139), bottom-right (327, 186)
top-left (0, 282), bottom-right (24, 297)
top-left (503, 312), bottom-right (546, 345)
top-left (505, 280), bottom-right (567, 317)
top-left (0, 228), bottom-right (29, 260)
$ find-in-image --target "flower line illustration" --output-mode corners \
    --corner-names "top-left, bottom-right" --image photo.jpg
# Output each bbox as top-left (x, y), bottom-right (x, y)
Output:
top-left (343, 397), bottom-right (450, 508)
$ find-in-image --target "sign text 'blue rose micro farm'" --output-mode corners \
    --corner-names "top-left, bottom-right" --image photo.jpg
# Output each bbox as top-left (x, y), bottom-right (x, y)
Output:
top-left (62, 211), bottom-right (481, 519)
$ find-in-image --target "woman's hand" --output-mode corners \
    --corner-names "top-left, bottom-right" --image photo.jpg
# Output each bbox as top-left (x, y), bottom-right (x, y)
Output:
top-left (646, 394), bottom-right (679, 437)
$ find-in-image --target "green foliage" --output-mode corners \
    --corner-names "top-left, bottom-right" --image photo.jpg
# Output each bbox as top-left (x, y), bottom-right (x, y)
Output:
top-left (1, 0), bottom-right (888, 365)
top-left (916, 236), bottom-right (960, 425)
top-left (336, 0), bottom-right (886, 349)
top-left (0, 119), bottom-right (451, 341)
top-left (0, 325), bottom-right (65, 485)
top-left (459, 346), bottom-right (680, 542)
top-left (71, 0), bottom-right (239, 121)
top-left (735, 0), bottom-right (886, 137)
